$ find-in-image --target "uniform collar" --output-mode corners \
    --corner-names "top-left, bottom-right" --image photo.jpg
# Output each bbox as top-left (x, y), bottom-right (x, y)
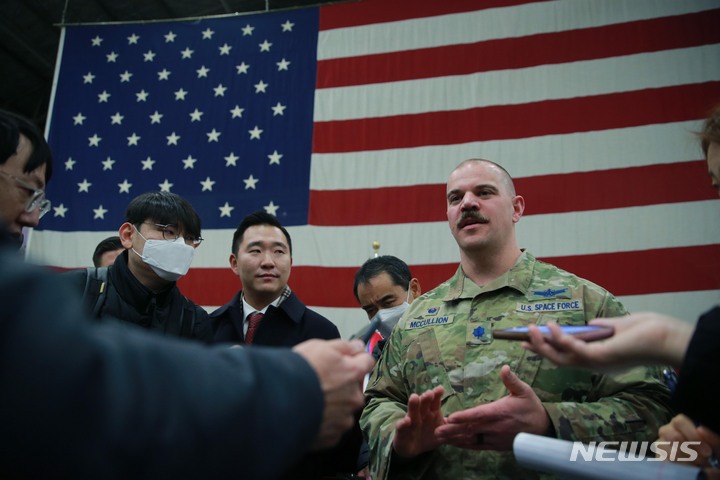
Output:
top-left (443, 250), bottom-right (538, 301)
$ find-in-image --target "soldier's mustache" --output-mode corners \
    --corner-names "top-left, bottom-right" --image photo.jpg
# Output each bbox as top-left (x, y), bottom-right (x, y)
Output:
top-left (458, 211), bottom-right (490, 227)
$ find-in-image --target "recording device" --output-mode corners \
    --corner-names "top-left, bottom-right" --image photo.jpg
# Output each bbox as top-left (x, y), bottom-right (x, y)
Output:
top-left (492, 325), bottom-right (614, 342)
top-left (349, 315), bottom-right (382, 344)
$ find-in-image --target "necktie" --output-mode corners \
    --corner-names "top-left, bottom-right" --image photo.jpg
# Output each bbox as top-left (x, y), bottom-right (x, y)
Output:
top-left (245, 312), bottom-right (264, 345)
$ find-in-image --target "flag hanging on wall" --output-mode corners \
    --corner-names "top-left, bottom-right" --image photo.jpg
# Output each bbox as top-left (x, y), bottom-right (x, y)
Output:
top-left (32, 0), bottom-right (720, 337)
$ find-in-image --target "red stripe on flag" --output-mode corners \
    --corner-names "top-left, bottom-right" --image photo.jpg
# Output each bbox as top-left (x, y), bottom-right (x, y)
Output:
top-left (309, 161), bottom-right (716, 226)
top-left (178, 245), bottom-right (720, 308)
top-left (544, 244), bottom-right (720, 298)
top-left (319, 0), bottom-right (550, 31)
top-left (312, 82), bottom-right (720, 153)
top-left (318, 9), bottom-right (720, 88)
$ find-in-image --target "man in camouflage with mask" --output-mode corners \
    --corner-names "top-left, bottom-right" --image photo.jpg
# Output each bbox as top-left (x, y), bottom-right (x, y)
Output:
top-left (360, 159), bottom-right (674, 479)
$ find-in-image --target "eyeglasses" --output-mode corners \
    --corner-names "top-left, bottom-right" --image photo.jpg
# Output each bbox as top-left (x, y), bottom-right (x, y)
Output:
top-left (0, 170), bottom-right (51, 218)
top-left (141, 222), bottom-right (204, 246)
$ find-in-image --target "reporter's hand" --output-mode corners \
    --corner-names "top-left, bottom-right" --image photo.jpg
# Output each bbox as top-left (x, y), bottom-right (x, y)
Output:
top-left (521, 312), bottom-right (694, 371)
top-left (293, 339), bottom-right (374, 450)
top-left (657, 414), bottom-right (720, 468)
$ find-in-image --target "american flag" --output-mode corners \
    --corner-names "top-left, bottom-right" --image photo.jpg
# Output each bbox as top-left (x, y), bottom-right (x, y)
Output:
top-left (30, 0), bottom-right (720, 338)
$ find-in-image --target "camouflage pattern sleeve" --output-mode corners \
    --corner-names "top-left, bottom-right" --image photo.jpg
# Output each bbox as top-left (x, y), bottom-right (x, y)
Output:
top-left (542, 292), bottom-right (675, 442)
top-left (359, 321), bottom-right (416, 480)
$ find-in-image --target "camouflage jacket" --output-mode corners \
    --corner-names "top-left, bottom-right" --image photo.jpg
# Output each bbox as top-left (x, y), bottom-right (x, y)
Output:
top-left (360, 251), bottom-right (674, 480)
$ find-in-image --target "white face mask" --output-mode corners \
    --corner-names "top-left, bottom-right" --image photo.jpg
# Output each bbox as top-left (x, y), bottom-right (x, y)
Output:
top-left (371, 286), bottom-right (412, 338)
top-left (132, 226), bottom-right (195, 282)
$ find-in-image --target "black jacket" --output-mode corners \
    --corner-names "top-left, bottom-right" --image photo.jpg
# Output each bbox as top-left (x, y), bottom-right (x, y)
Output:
top-left (64, 250), bottom-right (213, 342)
top-left (211, 290), bottom-right (363, 479)
top-left (673, 305), bottom-right (720, 432)
top-left (0, 225), bottom-right (324, 479)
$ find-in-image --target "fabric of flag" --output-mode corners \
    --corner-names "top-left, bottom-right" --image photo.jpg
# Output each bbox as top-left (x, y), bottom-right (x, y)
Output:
top-left (30, 0), bottom-right (720, 338)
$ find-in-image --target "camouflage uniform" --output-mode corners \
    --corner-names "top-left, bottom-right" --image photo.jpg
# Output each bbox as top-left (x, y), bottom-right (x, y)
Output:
top-left (360, 251), bottom-right (673, 479)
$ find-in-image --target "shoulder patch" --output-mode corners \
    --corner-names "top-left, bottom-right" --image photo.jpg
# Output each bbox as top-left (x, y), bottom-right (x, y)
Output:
top-left (532, 287), bottom-right (568, 298)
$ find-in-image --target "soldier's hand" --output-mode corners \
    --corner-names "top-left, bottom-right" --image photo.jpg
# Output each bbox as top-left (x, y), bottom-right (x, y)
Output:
top-left (392, 385), bottom-right (445, 458)
top-left (435, 365), bottom-right (549, 451)
top-left (293, 339), bottom-right (375, 451)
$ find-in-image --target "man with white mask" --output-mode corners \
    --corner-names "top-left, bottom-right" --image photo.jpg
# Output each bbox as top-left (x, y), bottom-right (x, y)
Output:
top-left (353, 255), bottom-right (422, 360)
top-left (65, 191), bottom-right (212, 341)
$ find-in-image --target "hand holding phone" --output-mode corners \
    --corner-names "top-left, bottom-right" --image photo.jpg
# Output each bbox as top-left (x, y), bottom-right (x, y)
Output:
top-left (492, 325), bottom-right (614, 342)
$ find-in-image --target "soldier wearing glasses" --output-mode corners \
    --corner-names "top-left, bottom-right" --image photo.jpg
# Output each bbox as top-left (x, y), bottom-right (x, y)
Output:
top-left (0, 109), bottom-right (52, 247)
top-left (65, 191), bottom-right (213, 342)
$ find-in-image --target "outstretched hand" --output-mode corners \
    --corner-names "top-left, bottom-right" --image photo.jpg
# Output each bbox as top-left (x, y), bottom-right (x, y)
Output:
top-left (434, 365), bottom-right (550, 451)
top-left (393, 385), bottom-right (446, 458)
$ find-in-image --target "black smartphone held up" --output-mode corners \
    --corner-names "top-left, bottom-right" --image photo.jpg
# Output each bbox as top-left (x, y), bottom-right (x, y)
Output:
top-left (492, 325), bottom-right (614, 342)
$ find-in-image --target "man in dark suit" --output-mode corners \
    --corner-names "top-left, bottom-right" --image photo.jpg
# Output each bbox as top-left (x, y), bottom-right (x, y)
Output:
top-left (211, 210), bottom-right (339, 345)
top-left (0, 108), bottom-right (374, 479)
top-left (211, 210), bottom-right (362, 479)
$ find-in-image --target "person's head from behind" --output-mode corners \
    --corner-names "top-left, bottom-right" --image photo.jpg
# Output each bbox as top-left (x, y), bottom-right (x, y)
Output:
top-left (700, 104), bottom-right (720, 196)
top-left (230, 211), bottom-right (292, 309)
top-left (119, 191), bottom-right (203, 286)
top-left (446, 159), bottom-right (524, 256)
top-left (0, 109), bottom-right (53, 245)
top-left (92, 236), bottom-right (124, 267)
top-left (353, 255), bottom-right (421, 320)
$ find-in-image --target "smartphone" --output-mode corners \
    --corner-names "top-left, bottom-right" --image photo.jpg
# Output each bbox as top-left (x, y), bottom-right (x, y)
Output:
top-left (492, 325), bottom-right (614, 342)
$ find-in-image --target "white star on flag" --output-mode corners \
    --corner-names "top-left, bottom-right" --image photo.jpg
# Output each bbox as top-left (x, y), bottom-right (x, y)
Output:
top-left (77, 179), bottom-right (92, 192)
top-left (183, 155), bottom-right (197, 169)
top-left (158, 179), bottom-right (173, 192)
top-left (244, 175), bottom-right (259, 189)
top-left (93, 205), bottom-right (108, 219)
top-left (200, 177), bottom-right (215, 191)
top-left (249, 126), bottom-right (263, 139)
top-left (102, 157), bottom-right (115, 170)
top-left (264, 201), bottom-right (279, 216)
top-left (127, 133), bottom-right (141, 146)
top-left (267, 150), bottom-right (282, 164)
top-left (53, 204), bottom-right (68, 217)
top-left (118, 179), bottom-right (132, 193)
top-left (207, 129), bottom-right (221, 142)
top-left (219, 202), bottom-right (234, 217)
top-left (224, 152), bottom-right (239, 166)
top-left (141, 157), bottom-right (155, 170)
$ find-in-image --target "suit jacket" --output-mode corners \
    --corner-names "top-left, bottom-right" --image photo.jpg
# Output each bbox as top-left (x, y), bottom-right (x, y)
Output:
top-left (211, 289), bottom-right (363, 479)
top-left (0, 234), bottom-right (324, 480)
top-left (210, 289), bottom-right (340, 345)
